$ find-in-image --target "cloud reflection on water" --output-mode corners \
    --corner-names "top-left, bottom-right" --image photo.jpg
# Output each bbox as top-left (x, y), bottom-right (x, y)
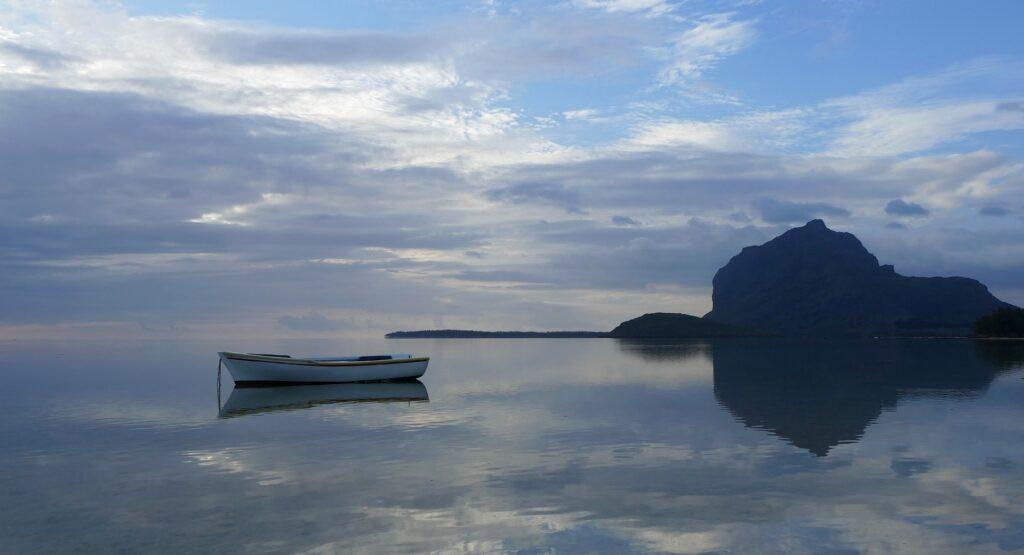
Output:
top-left (1, 339), bottom-right (1023, 552)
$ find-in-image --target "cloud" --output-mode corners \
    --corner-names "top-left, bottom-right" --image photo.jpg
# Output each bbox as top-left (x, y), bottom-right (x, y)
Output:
top-left (1, 1), bottom-right (1023, 336)
top-left (455, 11), bottom-right (653, 82)
top-left (573, 0), bottom-right (675, 16)
top-left (659, 13), bottom-right (756, 85)
top-left (752, 198), bottom-right (850, 224)
top-left (486, 182), bottom-right (585, 214)
top-left (827, 101), bottom-right (1024, 157)
top-left (0, 87), bottom-right (374, 225)
top-left (4, 80), bottom-right (1019, 334)
top-left (0, 41), bottom-right (76, 69)
top-left (979, 205), bottom-right (1011, 217)
top-left (0, 86), bottom-right (495, 332)
top-left (624, 108), bottom-right (814, 153)
top-left (489, 150), bottom-right (883, 216)
top-left (885, 199), bottom-right (930, 217)
top-left (204, 30), bottom-right (444, 66)
top-left (824, 60), bottom-right (1024, 156)
top-left (277, 312), bottom-right (346, 331)
top-left (563, 108), bottom-right (601, 121)
top-left (626, 120), bottom-right (746, 151)
top-left (522, 218), bottom-right (772, 291)
top-left (0, 4), bottom-right (530, 171)
top-left (449, 270), bottom-right (544, 284)
top-left (611, 215), bottom-right (640, 226)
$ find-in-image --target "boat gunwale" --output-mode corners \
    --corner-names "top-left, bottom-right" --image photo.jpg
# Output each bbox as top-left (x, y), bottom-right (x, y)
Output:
top-left (219, 352), bottom-right (429, 367)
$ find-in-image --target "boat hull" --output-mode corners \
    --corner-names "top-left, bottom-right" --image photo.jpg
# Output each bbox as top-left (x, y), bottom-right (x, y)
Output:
top-left (219, 353), bottom-right (429, 384)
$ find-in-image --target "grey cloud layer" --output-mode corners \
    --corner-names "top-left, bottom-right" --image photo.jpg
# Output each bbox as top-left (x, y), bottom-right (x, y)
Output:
top-left (0, 41), bottom-right (76, 69)
top-left (3, 82), bottom-right (1023, 332)
top-left (1, 3), bottom-right (1023, 335)
top-left (0, 89), bottom-right (375, 219)
top-left (885, 199), bottom-right (930, 217)
top-left (752, 198), bottom-right (850, 224)
top-left (205, 30), bottom-right (444, 66)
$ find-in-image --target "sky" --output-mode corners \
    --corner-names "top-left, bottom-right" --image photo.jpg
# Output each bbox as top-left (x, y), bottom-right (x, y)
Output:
top-left (1, 0), bottom-right (1023, 338)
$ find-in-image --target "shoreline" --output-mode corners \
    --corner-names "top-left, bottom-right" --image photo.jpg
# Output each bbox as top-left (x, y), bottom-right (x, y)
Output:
top-left (387, 333), bottom-right (1023, 340)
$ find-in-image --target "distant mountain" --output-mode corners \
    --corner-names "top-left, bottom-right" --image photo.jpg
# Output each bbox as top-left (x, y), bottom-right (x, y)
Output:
top-left (706, 219), bottom-right (1016, 336)
top-left (609, 313), bottom-right (766, 338)
top-left (386, 330), bottom-right (607, 338)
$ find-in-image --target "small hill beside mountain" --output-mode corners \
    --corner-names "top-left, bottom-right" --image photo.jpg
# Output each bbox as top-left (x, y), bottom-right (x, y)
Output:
top-left (608, 313), bottom-right (766, 338)
top-left (974, 307), bottom-right (1024, 338)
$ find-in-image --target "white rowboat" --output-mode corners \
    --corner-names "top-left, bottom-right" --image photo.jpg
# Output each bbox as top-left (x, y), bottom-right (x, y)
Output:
top-left (218, 352), bottom-right (429, 384)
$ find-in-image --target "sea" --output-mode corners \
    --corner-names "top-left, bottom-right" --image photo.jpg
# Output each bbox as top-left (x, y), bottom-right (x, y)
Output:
top-left (2, 338), bottom-right (1023, 553)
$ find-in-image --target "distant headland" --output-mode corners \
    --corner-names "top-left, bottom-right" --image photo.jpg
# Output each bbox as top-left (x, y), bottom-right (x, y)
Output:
top-left (386, 313), bottom-right (767, 339)
top-left (388, 220), bottom-right (1019, 339)
top-left (386, 330), bottom-right (607, 338)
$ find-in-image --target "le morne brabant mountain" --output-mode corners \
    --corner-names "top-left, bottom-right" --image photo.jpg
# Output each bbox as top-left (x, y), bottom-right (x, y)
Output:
top-left (707, 219), bottom-right (1015, 336)
top-left (388, 220), bottom-right (1018, 338)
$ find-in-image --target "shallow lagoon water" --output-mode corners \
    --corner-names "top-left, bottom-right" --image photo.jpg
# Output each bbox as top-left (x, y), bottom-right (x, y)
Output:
top-left (2, 338), bottom-right (1023, 553)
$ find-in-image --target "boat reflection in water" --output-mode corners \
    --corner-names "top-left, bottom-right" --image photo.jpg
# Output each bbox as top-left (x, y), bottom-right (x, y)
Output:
top-left (618, 338), bottom-right (1024, 457)
top-left (219, 380), bottom-right (429, 418)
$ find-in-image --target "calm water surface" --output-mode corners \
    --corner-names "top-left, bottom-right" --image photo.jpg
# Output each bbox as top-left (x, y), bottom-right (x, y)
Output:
top-left (2, 338), bottom-right (1023, 553)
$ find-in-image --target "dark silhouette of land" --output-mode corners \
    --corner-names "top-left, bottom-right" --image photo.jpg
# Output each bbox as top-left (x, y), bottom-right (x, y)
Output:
top-left (388, 220), bottom-right (1017, 338)
top-left (975, 307), bottom-right (1024, 338)
top-left (708, 219), bottom-right (1015, 336)
top-left (387, 313), bottom-right (759, 339)
top-left (385, 330), bottom-right (607, 338)
top-left (609, 312), bottom-right (767, 338)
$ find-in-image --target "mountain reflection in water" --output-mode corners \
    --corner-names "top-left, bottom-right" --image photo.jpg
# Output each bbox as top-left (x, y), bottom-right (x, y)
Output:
top-left (619, 339), bottom-right (1024, 456)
